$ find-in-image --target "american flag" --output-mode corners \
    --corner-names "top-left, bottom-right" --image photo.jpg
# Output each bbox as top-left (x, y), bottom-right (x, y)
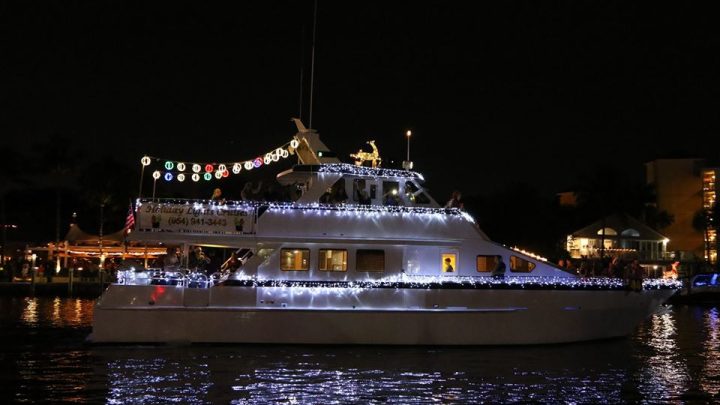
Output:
top-left (124, 201), bottom-right (135, 235)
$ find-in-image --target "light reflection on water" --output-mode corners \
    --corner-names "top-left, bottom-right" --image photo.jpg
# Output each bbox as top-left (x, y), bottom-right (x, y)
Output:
top-left (701, 307), bottom-right (720, 396)
top-left (1, 297), bottom-right (720, 404)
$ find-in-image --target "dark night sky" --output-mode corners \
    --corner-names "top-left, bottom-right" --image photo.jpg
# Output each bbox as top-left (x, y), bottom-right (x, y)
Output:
top-left (3, 1), bottom-right (720, 202)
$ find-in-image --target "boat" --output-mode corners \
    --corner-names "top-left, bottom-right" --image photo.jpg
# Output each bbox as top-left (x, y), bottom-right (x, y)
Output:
top-left (89, 120), bottom-right (680, 345)
top-left (670, 273), bottom-right (720, 305)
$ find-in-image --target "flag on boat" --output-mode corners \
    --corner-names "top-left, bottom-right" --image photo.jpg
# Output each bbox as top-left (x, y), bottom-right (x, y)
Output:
top-left (124, 201), bottom-right (135, 236)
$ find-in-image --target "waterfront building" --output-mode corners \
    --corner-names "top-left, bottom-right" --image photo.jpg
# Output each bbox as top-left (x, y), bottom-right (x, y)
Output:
top-left (645, 158), bottom-right (719, 264)
top-left (566, 213), bottom-right (669, 261)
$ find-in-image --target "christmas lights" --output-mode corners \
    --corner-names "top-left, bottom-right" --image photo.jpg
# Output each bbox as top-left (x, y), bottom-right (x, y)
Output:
top-left (138, 140), bottom-right (295, 182)
top-left (118, 269), bottom-right (681, 292)
top-left (318, 163), bottom-right (423, 180)
top-left (135, 198), bottom-right (468, 217)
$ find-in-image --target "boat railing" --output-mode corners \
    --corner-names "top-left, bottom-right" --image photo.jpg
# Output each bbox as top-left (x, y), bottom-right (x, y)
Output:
top-left (117, 268), bottom-right (231, 288)
top-left (138, 198), bottom-right (466, 216)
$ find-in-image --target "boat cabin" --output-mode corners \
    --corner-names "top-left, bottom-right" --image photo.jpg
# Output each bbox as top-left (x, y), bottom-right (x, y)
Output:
top-left (277, 163), bottom-right (439, 208)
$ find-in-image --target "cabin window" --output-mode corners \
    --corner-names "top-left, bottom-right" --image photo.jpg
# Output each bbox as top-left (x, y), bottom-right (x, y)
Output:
top-left (280, 249), bottom-right (310, 271)
top-left (405, 181), bottom-right (431, 204)
top-left (356, 249), bottom-right (385, 272)
top-left (352, 179), bottom-right (371, 204)
top-left (441, 253), bottom-right (457, 272)
top-left (319, 249), bottom-right (348, 271)
top-left (476, 255), bottom-right (499, 272)
top-left (330, 178), bottom-right (348, 204)
top-left (382, 181), bottom-right (401, 206)
top-left (510, 255), bottom-right (536, 273)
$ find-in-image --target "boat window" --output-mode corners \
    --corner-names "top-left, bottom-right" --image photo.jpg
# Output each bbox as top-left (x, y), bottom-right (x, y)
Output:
top-left (382, 181), bottom-right (401, 206)
top-left (509, 255), bottom-right (536, 273)
top-left (329, 178), bottom-right (348, 204)
top-left (352, 179), bottom-right (371, 204)
top-left (280, 249), bottom-right (310, 271)
top-left (476, 255), bottom-right (499, 272)
top-left (441, 253), bottom-right (456, 273)
top-left (405, 181), bottom-right (431, 204)
top-left (356, 249), bottom-right (385, 272)
top-left (319, 249), bottom-right (348, 272)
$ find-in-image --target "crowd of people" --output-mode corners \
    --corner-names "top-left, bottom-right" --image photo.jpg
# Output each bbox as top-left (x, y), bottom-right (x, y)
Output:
top-left (557, 256), bottom-right (678, 291)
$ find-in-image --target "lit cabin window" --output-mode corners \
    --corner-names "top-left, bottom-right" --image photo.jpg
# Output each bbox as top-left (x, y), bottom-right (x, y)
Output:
top-left (356, 249), bottom-right (385, 272)
top-left (441, 253), bottom-right (457, 272)
top-left (280, 249), bottom-right (310, 271)
top-left (319, 249), bottom-right (348, 272)
top-left (510, 255), bottom-right (536, 273)
top-left (476, 255), bottom-right (499, 272)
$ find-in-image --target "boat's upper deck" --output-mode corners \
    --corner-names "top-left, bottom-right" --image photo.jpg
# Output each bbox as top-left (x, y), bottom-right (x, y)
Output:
top-left (277, 163), bottom-right (439, 208)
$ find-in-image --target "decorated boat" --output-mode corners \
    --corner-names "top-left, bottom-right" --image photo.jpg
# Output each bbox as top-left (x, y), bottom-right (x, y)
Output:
top-left (89, 120), bottom-right (680, 345)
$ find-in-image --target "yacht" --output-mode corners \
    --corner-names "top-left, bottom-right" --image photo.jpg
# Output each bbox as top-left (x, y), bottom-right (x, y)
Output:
top-left (90, 120), bottom-right (679, 345)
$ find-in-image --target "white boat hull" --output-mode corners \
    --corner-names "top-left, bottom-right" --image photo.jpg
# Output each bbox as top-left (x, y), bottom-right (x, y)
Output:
top-left (90, 285), bottom-right (675, 345)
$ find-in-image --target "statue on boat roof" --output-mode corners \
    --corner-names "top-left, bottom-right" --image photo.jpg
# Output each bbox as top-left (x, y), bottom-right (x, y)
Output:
top-left (350, 140), bottom-right (382, 168)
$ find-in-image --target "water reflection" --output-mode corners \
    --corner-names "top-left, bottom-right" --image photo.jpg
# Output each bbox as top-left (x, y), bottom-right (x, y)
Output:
top-left (2, 297), bottom-right (720, 403)
top-left (20, 297), bottom-right (38, 325)
top-left (634, 310), bottom-right (691, 402)
top-left (17, 297), bottom-right (94, 328)
top-left (701, 307), bottom-right (720, 396)
top-left (98, 344), bottom-right (641, 404)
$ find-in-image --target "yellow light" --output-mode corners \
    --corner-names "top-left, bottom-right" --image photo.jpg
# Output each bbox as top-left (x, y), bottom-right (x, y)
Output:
top-left (406, 130), bottom-right (412, 137)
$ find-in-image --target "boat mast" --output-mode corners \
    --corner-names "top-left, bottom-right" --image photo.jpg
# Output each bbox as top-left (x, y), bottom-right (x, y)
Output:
top-left (308, 0), bottom-right (318, 129)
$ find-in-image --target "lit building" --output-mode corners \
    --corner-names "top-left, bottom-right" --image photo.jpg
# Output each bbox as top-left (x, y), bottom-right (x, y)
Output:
top-left (701, 168), bottom-right (718, 264)
top-left (566, 213), bottom-right (669, 261)
top-left (645, 158), bottom-right (718, 263)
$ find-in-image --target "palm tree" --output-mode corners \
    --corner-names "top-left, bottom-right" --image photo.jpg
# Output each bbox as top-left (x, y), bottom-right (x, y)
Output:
top-left (0, 147), bottom-right (26, 267)
top-left (33, 134), bottom-right (80, 248)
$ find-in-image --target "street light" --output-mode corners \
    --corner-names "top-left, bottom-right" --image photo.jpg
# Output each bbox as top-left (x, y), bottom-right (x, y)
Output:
top-left (403, 130), bottom-right (413, 170)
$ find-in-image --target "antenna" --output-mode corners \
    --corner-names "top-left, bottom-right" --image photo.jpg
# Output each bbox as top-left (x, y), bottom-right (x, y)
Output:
top-left (308, 0), bottom-right (318, 129)
top-left (298, 25), bottom-right (305, 122)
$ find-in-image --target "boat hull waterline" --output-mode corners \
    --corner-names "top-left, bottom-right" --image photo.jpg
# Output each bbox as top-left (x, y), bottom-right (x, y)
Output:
top-left (90, 284), bottom-right (674, 345)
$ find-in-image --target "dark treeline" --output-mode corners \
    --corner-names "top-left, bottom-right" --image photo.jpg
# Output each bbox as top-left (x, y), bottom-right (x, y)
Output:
top-left (0, 136), bottom-right (685, 261)
top-left (0, 134), bottom-right (296, 245)
top-left (463, 165), bottom-right (675, 262)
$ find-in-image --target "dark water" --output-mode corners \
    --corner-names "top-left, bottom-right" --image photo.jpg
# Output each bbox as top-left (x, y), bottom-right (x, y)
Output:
top-left (1, 297), bottom-right (719, 404)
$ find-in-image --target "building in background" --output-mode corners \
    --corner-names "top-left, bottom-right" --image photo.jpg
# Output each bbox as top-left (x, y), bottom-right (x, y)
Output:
top-left (701, 167), bottom-right (718, 264)
top-left (645, 159), bottom-right (718, 265)
top-left (566, 213), bottom-right (669, 261)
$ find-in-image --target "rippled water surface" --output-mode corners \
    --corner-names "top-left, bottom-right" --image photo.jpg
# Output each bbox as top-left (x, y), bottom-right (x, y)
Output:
top-left (1, 297), bottom-right (719, 404)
